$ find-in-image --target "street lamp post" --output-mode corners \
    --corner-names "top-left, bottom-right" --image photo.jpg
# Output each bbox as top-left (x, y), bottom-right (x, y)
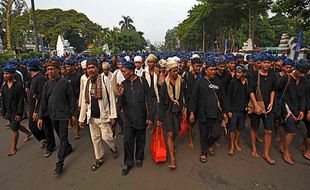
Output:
top-left (31, 0), bottom-right (39, 52)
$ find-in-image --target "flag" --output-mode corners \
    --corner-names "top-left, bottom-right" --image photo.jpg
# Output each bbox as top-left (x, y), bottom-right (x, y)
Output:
top-left (224, 39), bottom-right (228, 54)
top-left (40, 37), bottom-right (45, 58)
top-left (294, 30), bottom-right (303, 60)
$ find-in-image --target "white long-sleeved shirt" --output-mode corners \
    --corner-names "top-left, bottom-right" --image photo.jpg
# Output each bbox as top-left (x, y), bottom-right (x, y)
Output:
top-left (79, 75), bottom-right (117, 124)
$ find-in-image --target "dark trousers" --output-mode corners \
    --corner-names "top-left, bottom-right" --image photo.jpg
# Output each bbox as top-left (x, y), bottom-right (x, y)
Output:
top-left (123, 127), bottom-right (146, 166)
top-left (43, 116), bottom-right (56, 151)
top-left (28, 112), bottom-right (46, 142)
top-left (199, 119), bottom-right (221, 155)
top-left (51, 120), bottom-right (71, 164)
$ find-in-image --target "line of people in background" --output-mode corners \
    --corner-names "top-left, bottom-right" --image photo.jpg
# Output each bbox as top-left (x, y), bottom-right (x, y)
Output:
top-left (0, 51), bottom-right (309, 176)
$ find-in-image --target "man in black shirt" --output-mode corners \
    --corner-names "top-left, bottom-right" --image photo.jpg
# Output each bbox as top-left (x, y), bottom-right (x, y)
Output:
top-left (158, 60), bottom-right (185, 169)
top-left (248, 56), bottom-right (276, 165)
top-left (27, 59), bottom-right (47, 149)
top-left (277, 60), bottom-right (309, 164)
top-left (143, 54), bottom-right (159, 135)
top-left (227, 64), bottom-right (249, 156)
top-left (1, 63), bottom-right (32, 156)
top-left (38, 60), bottom-right (75, 174)
top-left (64, 58), bottom-right (82, 139)
top-left (215, 56), bottom-right (231, 94)
top-left (117, 61), bottom-right (153, 175)
top-left (304, 71), bottom-right (310, 161)
top-left (189, 60), bottom-right (229, 163)
top-left (184, 57), bottom-right (202, 148)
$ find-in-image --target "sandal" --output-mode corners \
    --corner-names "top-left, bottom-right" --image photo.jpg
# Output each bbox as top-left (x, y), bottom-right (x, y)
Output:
top-left (91, 160), bottom-right (104, 171)
top-left (199, 154), bottom-right (207, 163)
top-left (111, 148), bottom-right (119, 159)
top-left (168, 160), bottom-right (177, 169)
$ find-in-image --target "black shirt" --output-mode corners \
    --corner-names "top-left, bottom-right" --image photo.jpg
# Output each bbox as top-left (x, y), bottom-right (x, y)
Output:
top-left (39, 77), bottom-right (75, 120)
top-left (28, 72), bottom-right (47, 114)
top-left (249, 70), bottom-right (276, 108)
top-left (215, 70), bottom-right (231, 94)
top-left (117, 77), bottom-right (152, 129)
top-left (189, 77), bottom-right (228, 122)
top-left (64, 71), bottom-right (82, 101)
top-left (158, 80), bottom-right (184, 122)
top-left (184, 72), bottom-right (199, 108)
top-left (277, 74), bottom-right (307, 116)
top-left (227, 77), bottom-right (248, 112)
top-left (1, 81), bottom-right (24, 117)
top-left (305, 74), bottom-right (310, 112)
top-left (90, 79), bottom-right (100, 118)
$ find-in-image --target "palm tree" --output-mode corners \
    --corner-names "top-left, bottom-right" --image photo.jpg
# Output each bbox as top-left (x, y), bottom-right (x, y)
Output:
top-left (1, 0), bottom-right (29, 50)
top-left (119, 16), bottom-right (135, 31)
top-left (2, 0), bottom-right (15, 50)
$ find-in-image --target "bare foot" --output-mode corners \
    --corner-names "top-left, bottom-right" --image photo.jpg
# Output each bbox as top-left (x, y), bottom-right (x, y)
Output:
top-left (262, 154), bottom-right (276, 165)
top-left (282, 154), bottom-right (293, 165)
top-left (168, 160), bottom-right (177, 169)
top-left (235, 144), bottom-right (242, 152)
top-left (278, 145), bottom-right (284, 153)
top-left (228, 148), bottom-right (234, 156)
top-left (303, 153), bottom-right (310, 161)
top-left (24, 133), bottom-right (32, 143)
top-left (7, 149), bottom-right (17, 157)
top-left (256, 136), bottom-right (263, 143)
top-left (251, 151), bottom-right (260, 158)
top-left (188, 142), bottom-right (194, 149)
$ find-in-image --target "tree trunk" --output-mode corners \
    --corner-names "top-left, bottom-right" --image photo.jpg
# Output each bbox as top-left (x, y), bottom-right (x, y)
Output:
top-left (31, 0), bottom-right (39, 52)
top-left (5, 3), bottom-right (12, 50)
top-left (248, 7), bottom-right (254, 44)
top-left (202, 20), bottom-right (205, 52)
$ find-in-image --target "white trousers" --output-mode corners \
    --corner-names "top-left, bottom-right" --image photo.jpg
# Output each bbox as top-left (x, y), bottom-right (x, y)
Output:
top-left (89, 118), bottom-right (116, 160)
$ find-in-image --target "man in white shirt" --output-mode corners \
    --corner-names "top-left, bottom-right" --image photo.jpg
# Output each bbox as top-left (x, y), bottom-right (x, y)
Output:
top-left (134, 56), bottom-right (145, 77)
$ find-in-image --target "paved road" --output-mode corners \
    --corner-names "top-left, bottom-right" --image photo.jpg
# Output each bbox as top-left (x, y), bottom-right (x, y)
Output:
top-left (0, 118), bottom-right (309, 190)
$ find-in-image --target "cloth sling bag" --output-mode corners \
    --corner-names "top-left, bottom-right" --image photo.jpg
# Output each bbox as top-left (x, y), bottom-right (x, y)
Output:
top-left (248, 72), bottom-right (266, 114)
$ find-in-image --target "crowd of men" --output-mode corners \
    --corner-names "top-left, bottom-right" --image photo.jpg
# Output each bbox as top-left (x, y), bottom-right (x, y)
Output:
top-left (0, 51), bottom-right (309, 175)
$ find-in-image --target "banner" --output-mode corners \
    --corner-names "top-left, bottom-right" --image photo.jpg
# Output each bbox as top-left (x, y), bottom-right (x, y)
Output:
top-left (294, 30), bottom-right (303, 60)
top-left (40, 37), bottom-right (45, 58)
top-left (224, 39), bottom-right (228, 54)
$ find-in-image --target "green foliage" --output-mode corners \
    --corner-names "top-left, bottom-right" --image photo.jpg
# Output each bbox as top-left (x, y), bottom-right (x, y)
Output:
top-left (164, 28), bottom-right (177, 51)
top-left (114, 29), bottom-right (146, 52)
top-left (90, 47), bottom-right (104, 56)
top-left (19, 51), bottom-right (42, 59)
top-left (165, 0), bottom-right (309, 51)
top-left (11, 8), bottom-right (105, 52)
top-left (0, 51), bottom-right (15, 62)
top-left (119, 16), bottom-right (136, 31)
top-left (272, 0), bottom-right (310, 30)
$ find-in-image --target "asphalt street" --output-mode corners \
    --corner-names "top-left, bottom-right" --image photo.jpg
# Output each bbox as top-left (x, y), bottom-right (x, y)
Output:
top-left (0, 118), bottom-right (309, 190)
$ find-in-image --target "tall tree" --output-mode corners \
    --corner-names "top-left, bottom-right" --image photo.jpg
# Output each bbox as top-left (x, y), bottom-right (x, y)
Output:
top-left (272, 0), bottom-right (310, 30)
top-left (0, 0), bottom-right (27, 50)
top-left (119, 16), bottom-right (135, 31)
top-left (11, 9), bottom-right (105, 52)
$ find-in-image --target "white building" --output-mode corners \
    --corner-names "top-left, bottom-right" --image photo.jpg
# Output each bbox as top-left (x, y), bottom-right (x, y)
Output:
top-left (56, 35), bottom-right (75, 56)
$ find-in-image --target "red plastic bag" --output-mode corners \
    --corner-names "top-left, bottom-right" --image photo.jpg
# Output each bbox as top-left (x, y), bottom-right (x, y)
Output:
top-left (151, 126), bottom-right (167, 163)
top-left (179, 118), bottom-right (190, 136)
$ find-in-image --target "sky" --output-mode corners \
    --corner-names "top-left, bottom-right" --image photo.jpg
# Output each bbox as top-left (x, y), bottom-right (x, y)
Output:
top-left (24, 0), bottom-right (198, 43)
